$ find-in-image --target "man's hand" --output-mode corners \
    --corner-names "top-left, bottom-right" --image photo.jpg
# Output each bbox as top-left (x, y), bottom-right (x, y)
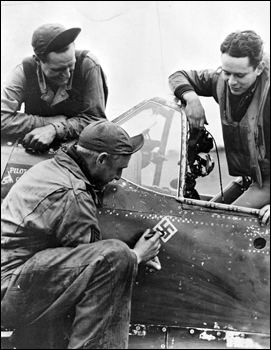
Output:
top-left (258, 205), bottom-right (270, 226)
top-left (22, 124), bottom-right (57, 151)
top-left (132, 229), bottom-right (162, 266)
top-left (183, 91), bottom-right (208, 129)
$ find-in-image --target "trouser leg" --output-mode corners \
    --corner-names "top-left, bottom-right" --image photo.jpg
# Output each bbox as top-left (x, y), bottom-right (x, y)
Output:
top-left (68, 240), bottom-right (138, 349)
top-left (1, 239), bottom-right (138, 349)
top-left (232, 177), bottom-right (270, 208)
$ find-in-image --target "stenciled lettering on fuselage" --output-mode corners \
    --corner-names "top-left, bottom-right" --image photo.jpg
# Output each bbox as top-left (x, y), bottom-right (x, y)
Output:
top-left (153, 217), bottom-right (178, 243)
top-left (1, 163), bottom-right (31, 198)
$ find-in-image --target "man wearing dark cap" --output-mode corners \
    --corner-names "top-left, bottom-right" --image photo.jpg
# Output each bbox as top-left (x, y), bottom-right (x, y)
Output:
top-left (1, 121), bottom-right (162, 349)
top-left (1, 23), bottom-right (108, 151)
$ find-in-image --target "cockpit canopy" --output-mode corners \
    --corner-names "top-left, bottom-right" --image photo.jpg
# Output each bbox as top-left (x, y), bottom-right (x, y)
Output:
top-left (115, 97), bottom-right (187, 197)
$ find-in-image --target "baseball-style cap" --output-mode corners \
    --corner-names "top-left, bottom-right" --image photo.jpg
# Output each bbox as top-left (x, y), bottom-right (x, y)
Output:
top-left (79, 121), bottom-right (145, 155)
top-left (31, 23), bottom-right (81, 56)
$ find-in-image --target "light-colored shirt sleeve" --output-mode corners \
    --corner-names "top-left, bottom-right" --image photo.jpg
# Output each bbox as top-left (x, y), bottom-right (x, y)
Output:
top-left (1, 64), bottom-right (50, 136)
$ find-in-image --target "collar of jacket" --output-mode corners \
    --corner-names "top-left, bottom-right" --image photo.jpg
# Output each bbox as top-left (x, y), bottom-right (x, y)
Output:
top-left (55, 145), bottom-right (90, 183)
top-left (36, 64), bottom-right (73, 106)
top-left (56, 145), bottom-right (101, 206)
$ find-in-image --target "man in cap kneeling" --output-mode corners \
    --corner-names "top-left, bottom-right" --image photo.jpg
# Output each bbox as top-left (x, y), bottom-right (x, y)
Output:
top-left (1, 121), bottom-right (162, 349)
top-left (1, 23), bottom-right (108, 151)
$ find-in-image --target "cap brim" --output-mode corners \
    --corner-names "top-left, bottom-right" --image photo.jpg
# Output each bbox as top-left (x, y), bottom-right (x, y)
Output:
top-left (43, 27), bottom-right (81, 55)
top-left (130, 134), bottom-right (145, 154)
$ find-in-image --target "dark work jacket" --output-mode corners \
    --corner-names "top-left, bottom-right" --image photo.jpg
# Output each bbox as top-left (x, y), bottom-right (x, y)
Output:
top-left (217, 62), bottom-right (270, 186)
top-left (169, 54), bottom-right (270, 187)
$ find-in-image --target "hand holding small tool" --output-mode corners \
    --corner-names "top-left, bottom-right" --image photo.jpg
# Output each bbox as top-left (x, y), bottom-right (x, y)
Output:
top-left (144, 229), bottom-right (164, 270)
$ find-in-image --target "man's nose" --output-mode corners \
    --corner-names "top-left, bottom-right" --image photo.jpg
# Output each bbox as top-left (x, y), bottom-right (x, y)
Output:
top-left (115, 172), bottom-right (122, 181)
top-left (228, 75), bottom-right (237, 85)
top-left (61, 68), bottom-right (71, 79)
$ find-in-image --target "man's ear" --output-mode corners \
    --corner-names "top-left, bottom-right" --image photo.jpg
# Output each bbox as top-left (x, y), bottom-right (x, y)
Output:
top-left (96, 152), bottom-right (109, 166)
top-left (256, 61), bottom-right (266, 75)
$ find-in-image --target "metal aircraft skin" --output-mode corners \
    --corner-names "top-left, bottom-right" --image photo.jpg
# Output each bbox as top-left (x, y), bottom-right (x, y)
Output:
top-left (1, 98), bottom-right (270, 349)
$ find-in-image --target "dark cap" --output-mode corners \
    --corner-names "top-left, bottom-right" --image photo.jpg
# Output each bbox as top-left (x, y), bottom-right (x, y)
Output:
top-left (31, 23), bottom-right (81, 56)
top-left (79, 121), bottom-right (145, 155)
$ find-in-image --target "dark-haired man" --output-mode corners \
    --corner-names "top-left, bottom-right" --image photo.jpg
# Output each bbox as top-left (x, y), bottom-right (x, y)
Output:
top-left (1, 23), bottom-right (108, 151)
top-left (169, 30), bottom-right (270, 224)
top-left (1, 120), bottom-right (162, 349)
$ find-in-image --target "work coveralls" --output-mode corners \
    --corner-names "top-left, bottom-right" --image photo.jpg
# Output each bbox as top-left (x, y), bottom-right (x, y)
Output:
top-left (1, 146), bottom-right (138, 349)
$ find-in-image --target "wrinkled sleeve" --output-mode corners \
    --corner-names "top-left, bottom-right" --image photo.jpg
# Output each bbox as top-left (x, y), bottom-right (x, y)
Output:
top-left (54, 190), bottom-right (101, 247)
top-left (1, 64), bottom-right (49, 136)
top-left (168, 69), bottom-right (219, 102)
